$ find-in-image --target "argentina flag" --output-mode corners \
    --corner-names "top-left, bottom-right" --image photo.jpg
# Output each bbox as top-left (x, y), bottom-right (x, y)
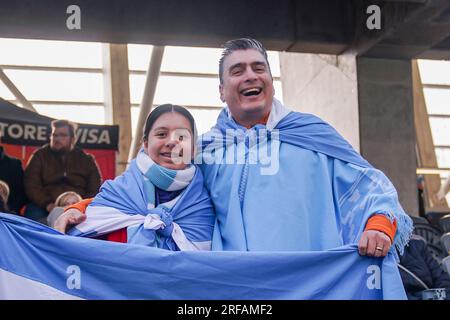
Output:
top-left (0, 213), bottom-right (407, 300)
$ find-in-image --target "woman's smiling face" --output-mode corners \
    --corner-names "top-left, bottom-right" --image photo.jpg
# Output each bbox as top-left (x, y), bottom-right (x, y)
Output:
top-left (144, 112), bottom-right (194, 170)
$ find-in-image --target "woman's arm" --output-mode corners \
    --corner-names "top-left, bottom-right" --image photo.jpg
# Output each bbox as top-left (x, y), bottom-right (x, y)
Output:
top-left (52, 198), bottom-right (93, 233)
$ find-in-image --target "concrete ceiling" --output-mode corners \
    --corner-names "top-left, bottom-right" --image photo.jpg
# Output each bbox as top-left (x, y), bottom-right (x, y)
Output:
top-left (0, 0), bottom-right (449, 59)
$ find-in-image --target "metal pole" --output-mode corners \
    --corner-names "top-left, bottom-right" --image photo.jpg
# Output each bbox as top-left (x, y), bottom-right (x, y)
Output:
top-left (128, 46), bottom-right (165, 161)
top-left (0, 68), bottom-right (36, 112)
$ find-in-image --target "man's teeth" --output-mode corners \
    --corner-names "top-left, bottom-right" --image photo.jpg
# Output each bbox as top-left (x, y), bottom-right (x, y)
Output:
top-left (162, 152), bottom-right (182, 157)
top-left (242, 88), bottom-right (261, 96)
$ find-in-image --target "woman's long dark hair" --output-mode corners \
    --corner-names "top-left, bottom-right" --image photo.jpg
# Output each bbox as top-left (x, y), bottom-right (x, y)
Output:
top-left (143, 104), bottom-right (197, 145)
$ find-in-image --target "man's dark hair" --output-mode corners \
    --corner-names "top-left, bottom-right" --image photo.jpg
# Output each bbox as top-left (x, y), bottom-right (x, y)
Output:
top-left (143, 104), bottom-right (197, 146)
top-left (219, 38), bottom-right (272, 84)
top-left (51, 119), bottom-right (78, 138)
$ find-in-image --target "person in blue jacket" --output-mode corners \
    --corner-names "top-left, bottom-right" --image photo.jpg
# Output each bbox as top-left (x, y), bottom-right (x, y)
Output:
top-left (398, 234), bottom-right (450, 300)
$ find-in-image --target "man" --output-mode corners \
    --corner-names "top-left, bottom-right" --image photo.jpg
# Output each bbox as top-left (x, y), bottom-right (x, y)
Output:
top-left (56, 38), bottom-right (412, 258)
top-left (0, 138), bottom-right (27, 214)
top-left (24, 119), bottom-right (101, 222)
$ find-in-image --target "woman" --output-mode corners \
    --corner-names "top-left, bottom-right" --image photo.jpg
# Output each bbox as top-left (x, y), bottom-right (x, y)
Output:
top-left (55, 104), bottom-right (215, 251)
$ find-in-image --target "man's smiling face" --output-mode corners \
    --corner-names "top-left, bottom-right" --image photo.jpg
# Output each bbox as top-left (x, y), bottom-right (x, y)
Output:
top-left (219, 49), bottom-right (274, 127)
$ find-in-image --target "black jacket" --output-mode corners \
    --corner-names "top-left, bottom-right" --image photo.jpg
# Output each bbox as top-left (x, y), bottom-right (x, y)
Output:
top-left (0, 146), bottom-right (27, 213)
top-left (399, 235), bottom-right (450, 300)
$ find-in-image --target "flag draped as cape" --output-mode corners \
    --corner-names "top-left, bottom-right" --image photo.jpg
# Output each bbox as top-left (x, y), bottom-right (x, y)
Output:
top-left (68, 159), bottom-right (215, 250)
top-left (197, 99), bottom-right (412, 255)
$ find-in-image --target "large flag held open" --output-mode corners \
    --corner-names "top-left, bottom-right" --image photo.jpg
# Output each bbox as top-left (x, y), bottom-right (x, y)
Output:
top-left (0, 213), bottom-right (407, 299)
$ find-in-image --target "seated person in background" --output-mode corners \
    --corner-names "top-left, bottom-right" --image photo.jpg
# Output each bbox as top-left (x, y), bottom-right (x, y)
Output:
top-left (47, 191), bottom-right (82, 227)
top-left (54, 104), bottom-right (215, 251)
top-left (0, 142), bottom-right (27, 214)
top-left (24, 119), bottom-right (102, 223)
top-left (417, 175), bottom-right (426, 218)
top-left (55, 191), bottom-right (83, 207)
top-left (398, 234), bottom-right (450, 300)
top-left (0, 180), bottom-right (12, 213)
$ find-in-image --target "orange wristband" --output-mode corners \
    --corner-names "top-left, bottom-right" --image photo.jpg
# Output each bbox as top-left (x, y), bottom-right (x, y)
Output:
top-left (64, 198), bottom-right (94, 214)
top-left (365, 214), bottom-right (397, 243)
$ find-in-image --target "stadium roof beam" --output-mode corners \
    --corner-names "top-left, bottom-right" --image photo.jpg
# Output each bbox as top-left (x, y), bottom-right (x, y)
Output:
top-left (0, 67), bottom-right (36, 112)
top-left (1, 0), bottom-right (448, 59)
top-left (347, 0), bottom-right (450, 59)
top-left (128, 46), bottom-right (165, 162)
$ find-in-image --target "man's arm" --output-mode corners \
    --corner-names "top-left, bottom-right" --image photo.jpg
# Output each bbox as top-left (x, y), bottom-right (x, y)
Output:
top-left (24, 152), bottom-right (53, 209)
top-left (333, 160), bottom-right (410, 257)
top-left (358, 215), bottom-right (397, 257)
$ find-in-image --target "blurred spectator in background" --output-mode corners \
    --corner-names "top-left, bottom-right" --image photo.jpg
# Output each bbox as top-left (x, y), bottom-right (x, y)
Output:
top-left (47, 191), bottom-right (82, 227)
top-left (54, 191), bottom-right (83, 207)
top-left (0, 179), bottom-right (11, 213)
top-left (398, 234), bottom-right (450, 300)
top-left (0, 139), bottom-right (27, 214)
top-left (24, 119), bottom-right (101, 223)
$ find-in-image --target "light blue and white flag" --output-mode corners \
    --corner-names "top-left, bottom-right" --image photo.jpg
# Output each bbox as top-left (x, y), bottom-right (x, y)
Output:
top-left (0, 213), bottom-right (407, 300)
